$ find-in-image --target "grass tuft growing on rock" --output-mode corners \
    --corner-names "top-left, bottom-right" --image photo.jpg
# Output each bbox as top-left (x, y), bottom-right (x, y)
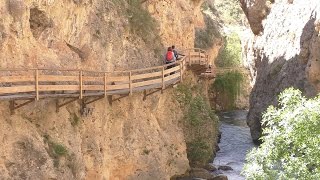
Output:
top-left (43, 135), bottom-right (69, 168)
top-left (69, 113), bottom-right (81, 127)
top-left (52, 143), bottom-right (68, 156)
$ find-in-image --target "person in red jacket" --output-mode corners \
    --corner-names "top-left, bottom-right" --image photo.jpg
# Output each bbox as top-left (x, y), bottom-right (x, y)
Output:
top-left (165, 46), bottom-right (175, 63)
top-left (165, 47), bottom-right (176, 75)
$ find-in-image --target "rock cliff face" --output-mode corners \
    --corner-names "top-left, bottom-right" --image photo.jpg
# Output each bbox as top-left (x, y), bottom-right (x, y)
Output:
top-left (0, 89), bottom-right (192, 179)
top-left (147, 0), bottom-right (203, 49)
top-left (241, 0), bottom-right (320, 142)
top-left (0, 0), bottom-right (217, 179)
top-left (0, 0), bottom-right (199, 71)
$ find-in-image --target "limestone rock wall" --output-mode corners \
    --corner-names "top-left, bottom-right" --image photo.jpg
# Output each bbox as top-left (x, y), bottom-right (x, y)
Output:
top-left (0, 0), bottom-right (200, 71)
top-left (0, 89), bottom-right (189, 179)
top-left (241, 0), bottom-right (320, 142)
top-left (146, 0), bottom-right (203, 49)
top-left (0, 0), bottom-right (211, 179)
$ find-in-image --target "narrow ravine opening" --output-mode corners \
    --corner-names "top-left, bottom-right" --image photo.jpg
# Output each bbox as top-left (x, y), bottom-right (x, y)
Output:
top-left (195, 0), bottom-right (254, 179)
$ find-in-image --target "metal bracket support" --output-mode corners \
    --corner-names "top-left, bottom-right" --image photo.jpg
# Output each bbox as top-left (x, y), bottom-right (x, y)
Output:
top-left (9, 99), bottom-right (34, 115)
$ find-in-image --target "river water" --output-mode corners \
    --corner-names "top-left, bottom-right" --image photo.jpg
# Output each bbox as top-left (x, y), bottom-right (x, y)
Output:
top-left (213, 110), bottom-right (256, 180)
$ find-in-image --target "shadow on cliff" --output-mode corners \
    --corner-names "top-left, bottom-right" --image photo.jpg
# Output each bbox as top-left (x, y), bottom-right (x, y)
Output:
top-left (247, 17), bottom-right (317, 144)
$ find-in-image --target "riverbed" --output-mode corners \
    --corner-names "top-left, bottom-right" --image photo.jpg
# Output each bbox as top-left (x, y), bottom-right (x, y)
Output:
top-left (213, 110), bottom-right (256, 180)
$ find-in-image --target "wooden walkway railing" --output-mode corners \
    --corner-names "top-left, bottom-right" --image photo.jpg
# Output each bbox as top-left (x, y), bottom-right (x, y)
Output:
top-left (0, 49), bottom-right (210, 114)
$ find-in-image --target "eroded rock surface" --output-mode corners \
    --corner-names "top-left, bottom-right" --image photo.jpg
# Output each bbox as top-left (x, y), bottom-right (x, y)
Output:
top-left (0, 0), bottom-right (199, 71)
top-left (242, 0), bottom-right (320, 141)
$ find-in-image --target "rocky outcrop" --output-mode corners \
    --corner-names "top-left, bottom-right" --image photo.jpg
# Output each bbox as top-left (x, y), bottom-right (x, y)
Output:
top-left (241, 0), bottom-right (320, 142)
top-left (240, 0), bottom-right (273, 35)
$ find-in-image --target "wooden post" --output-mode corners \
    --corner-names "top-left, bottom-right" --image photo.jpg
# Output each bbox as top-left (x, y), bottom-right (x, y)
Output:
top-left (104, 72), bottom-right (107, 97)
top-left (35, 69), bottom-right (39, 100)
top-left (10, 100), bottom-right (15, 115)
top-left (79, 71), bottom-right (83, 99)
top-left (129, 71), bottom-right (132, 95)
top-left (180, 62), bottom-right (183, 83)
top-left (188, 50), bottom-right (191, 65)
top-left (56, 99), bottom-right (59, 113)
top-left (162, 66), bottom-right (165, 91)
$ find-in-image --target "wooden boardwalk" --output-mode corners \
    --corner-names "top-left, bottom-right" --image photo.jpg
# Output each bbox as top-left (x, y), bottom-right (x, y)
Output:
top-left (0, 48), bottom-right (213, 114)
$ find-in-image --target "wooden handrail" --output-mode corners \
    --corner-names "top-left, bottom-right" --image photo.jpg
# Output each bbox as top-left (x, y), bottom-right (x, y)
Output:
top-left (180, 63), bottom-right (183, 82)
top-left (80, 71), bottom-right (83, 99)
top-left (35, 69), bottom-right (39, 101)
top-left (0, 49), bottom-right (212, 101)
top-left (104, 73), bottom-right (107, 97)
top-left (129, 71), bottom-right (132, 95)
top-left (162, 66), bottom-right (165, 90)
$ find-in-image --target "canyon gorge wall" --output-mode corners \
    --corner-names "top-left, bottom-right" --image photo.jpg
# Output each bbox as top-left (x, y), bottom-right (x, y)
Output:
top-left (0, 0), bottom-right (202, 71)
top-left (0, 0), bottom-right (219, 179)
top-left (241, 0), bottom-right (320, 142)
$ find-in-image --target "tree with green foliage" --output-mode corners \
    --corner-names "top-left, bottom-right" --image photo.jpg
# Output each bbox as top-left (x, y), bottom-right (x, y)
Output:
top-left (212, 71), bottom-right (243, 110)
top-left (211, 32), bottom-right (243, 110)
top-left (215, 0), bottom-right (244, 25)
top-left (216, 33), bottom-right (242, 67)
top-left (242, 88), bottom-right (320, 179)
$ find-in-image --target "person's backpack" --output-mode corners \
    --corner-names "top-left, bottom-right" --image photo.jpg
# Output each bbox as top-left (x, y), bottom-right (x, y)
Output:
top-left (166, 51), bottom-right (173, 62)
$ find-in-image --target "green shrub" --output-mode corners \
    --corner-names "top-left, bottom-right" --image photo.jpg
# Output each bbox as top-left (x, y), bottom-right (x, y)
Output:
top-left (175, 84), bottom-right (193, 104)
top-left (188, 95), bottom-right (215, 126)
top-left (187, 139), bottom-right (211, 164)
top-left (242, 88), bottom-right (320, 179)
top-left (212, 32), bottom-right (243, 110)
top-left (175, 83), bottom-right (218, 166)
top-left (212, 71), bottom-right (243, 110)
top-left (214, 0), bottom-right (243, 25)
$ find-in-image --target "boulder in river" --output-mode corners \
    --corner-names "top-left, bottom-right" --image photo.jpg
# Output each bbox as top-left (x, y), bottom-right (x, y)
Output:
top-left (203, 164), bottom-right (217, 172)
top-left (189, 168), bottom-right (216, 179)
top-left (218, 166), bottom-right (233, 171)
top-left (210, 174), bottom-right (228, 180)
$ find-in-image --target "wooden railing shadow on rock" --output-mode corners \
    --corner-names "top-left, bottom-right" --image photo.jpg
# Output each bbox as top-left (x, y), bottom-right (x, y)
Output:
top-left (0, 49), bottom-right (211, 114)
